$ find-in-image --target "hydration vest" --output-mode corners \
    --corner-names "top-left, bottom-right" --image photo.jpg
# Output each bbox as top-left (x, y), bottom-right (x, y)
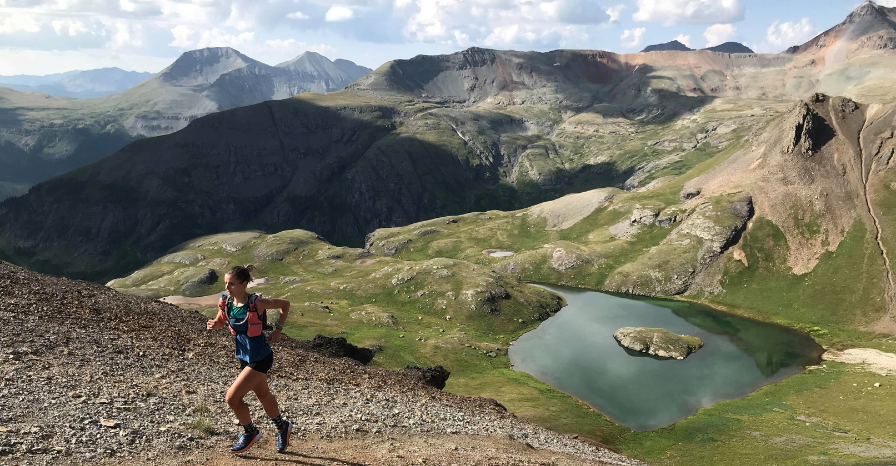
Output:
top-left (217, 293), bottom-right (270, 338)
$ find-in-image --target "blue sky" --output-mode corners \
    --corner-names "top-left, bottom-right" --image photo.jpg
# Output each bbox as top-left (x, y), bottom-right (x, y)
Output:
top-left (0, 0), bottom-right (881, 75)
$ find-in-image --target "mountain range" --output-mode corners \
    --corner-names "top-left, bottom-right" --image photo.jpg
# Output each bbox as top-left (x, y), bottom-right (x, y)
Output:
top-left (0, 49), bottom-right (371, 195)
top-left (640, 40), bottom-right (755, 53)
top-left (0, 67), bottom-right (152, 98)
top-left (2, 1), bottom-right (896, 287)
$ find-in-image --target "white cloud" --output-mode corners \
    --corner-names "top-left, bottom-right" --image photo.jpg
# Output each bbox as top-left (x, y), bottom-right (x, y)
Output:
top-left (606, 4), bottom-right (624, 23)
top-left (0, 14), bottom-right (42, 34)
top-left (766, 18), bottom-right (815, 47)
top-left (51, 19), bottom-right (88, 36)
top-left (621, 27), bottom-right (646, 49)
top-left (109, 20), bottom-right (143, 48)
top-left (264, 39), bottom-right (337, 57)
top-left (674, 34), bottom-right (691, 47)
top-left (287, 11), bottom-right (309, 19)
top-left (195, 28), bottom-right (255, 48)
top-left (633, 0), bottom-right (744, 26)
top-left (169, 25), bottom-right (194, 48)
top-left (265, 38), bottom-right (297, 50)
top-left (402, 0), bottom-right (608, 48)
top-left (703, 23), bottom-right (736, 47)
top-left (326, 6), bottom-right (355, 22)
top-left (540, 0), bottom-right (610, 25)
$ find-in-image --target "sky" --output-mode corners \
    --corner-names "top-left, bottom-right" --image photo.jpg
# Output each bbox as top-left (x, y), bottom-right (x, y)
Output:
top-left (0, 0), bottom-right (887, 76)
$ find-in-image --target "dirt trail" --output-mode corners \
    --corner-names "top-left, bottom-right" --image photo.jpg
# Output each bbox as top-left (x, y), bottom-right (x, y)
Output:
top-left (169, 433), bottom-right (617, 466)
top-left (858, 109), bottom-right (896, 332)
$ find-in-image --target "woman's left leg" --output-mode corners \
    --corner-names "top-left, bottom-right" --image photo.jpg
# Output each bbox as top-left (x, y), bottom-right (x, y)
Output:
top-left (253, 375), bottom-right (280, 418)
top-left (253, 374), bottom-right (293, 452)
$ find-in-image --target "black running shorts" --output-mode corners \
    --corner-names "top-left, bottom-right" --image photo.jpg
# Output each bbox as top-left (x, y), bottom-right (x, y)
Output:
top-left (239, 351), bottom-right (274, 374)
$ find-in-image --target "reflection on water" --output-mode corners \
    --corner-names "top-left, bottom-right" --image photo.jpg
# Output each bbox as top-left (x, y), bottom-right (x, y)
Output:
top-left (509, 285), bottom-right (822, 431)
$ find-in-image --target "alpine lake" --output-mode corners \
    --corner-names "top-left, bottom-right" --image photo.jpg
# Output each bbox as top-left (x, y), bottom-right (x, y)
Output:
top-left (508, 284), bottom-right (824, 431)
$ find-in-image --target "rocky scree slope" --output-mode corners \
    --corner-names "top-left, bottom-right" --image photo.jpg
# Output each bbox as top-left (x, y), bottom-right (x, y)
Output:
top-left (0, 47), bottom-right (371, 192)
top-left (0, 261), bottom-right (641, 466)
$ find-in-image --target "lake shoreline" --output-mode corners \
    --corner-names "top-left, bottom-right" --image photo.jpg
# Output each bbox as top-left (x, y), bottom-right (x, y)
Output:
top-left (510, 282), bottom-right (825, 431)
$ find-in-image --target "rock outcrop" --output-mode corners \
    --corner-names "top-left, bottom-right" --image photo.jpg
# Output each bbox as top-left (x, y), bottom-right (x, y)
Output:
top-left (403, 365), bottom-right (451, 389)
top-left (613, 327), bottom-right (704, 360)
top-left (304, 335), bottom-right (376, 365)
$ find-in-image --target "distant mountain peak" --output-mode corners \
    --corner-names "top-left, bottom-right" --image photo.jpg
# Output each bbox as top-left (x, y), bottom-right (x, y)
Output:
top-left (704, 42), bottom-right (754, 53)
top-left (641, 40), bottom-right (694, 53)
top-left (790, 0), bottom-right (896, 56)
top-left (843, 0), bottom-right (896, 27)
top-left (158, 47), bottom-right (262, 86)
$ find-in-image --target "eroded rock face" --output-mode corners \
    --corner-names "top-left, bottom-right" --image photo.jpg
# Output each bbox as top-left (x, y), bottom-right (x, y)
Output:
top-left (613, 327), bottom-right (704, 360)
top-left (785, 101), bottom-right (827, 155)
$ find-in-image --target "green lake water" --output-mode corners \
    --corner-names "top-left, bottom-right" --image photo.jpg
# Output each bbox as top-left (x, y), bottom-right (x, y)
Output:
top-left (508, 284), bottom-right (824, 431)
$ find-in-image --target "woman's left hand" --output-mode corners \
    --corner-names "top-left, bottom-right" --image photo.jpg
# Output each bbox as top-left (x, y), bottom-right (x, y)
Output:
top-left (267, 330), bottom-right (281, 344)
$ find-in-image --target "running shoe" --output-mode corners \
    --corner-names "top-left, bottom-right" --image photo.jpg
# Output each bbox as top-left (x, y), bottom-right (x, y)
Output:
top-left (275, 421), bottom-right (292, 453)
top-left (231, 428), bottom-right (262, 453)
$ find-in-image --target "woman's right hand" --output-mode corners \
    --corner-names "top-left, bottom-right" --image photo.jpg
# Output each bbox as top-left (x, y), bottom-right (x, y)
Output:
top-left (206, 319), bottom-right (216, 330)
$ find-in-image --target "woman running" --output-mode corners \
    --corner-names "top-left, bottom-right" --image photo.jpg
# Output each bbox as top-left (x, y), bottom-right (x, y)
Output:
top-left (206, 264), bottom-right (293, 454)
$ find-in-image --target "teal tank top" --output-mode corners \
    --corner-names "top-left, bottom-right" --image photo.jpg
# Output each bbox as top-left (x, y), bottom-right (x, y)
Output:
top-left (227, 299), bottom-right (272, 363)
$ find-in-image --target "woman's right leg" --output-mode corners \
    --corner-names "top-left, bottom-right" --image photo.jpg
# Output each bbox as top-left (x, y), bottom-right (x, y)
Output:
top-left (226, 366), bottom-right (267, 424)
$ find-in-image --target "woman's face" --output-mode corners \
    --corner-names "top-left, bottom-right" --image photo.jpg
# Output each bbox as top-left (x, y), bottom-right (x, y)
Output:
top-left (224, 273), bottom-right (248, 296)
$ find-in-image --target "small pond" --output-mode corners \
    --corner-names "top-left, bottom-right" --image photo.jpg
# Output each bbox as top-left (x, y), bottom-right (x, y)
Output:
top-left (508, 284), bottom-right (823, 431)
top-left (489, 251), bottom-right (515, 257)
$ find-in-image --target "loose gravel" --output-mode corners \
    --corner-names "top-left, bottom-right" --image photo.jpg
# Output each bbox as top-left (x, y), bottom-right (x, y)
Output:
top-left (0, 261), bottom-right (645, 465)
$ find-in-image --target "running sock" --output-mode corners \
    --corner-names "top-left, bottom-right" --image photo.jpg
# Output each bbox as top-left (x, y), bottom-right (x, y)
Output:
top-left (242, 421), bottom-right (257, 434)
top-left (270, 413), bottom-right (287, 431)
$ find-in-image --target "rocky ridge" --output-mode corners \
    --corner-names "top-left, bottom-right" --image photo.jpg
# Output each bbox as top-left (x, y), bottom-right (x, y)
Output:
top-left (0, 260), bottom-right (641, 465)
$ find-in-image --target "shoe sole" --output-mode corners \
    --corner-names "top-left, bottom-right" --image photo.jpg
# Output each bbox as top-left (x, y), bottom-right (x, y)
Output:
top-left (232, 430), bottom-right (262, 454)
top-left (276, 422), bottom-right (292, 453)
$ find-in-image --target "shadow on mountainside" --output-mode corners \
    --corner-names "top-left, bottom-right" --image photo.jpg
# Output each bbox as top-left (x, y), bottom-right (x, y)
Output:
top-left (0, 106), bottom-right (135, 185)
top-left (0, 97), bottom-right (639, 283)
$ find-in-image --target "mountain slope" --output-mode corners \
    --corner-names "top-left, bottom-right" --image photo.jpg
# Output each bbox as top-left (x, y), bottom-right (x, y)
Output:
top-left (0, 260), bottom-right (637, 465)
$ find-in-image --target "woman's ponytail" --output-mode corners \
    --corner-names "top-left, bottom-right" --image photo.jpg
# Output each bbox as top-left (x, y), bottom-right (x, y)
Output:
top-left (226, 264), bottom-right (255, 284)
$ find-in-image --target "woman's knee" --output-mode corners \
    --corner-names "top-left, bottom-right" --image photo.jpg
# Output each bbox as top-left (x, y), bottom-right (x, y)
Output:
top-left (225, 390), bottom-right (244, 406)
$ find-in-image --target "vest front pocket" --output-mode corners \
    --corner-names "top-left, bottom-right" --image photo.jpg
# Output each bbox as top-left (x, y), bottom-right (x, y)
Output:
top-left (247, 322), bottom-right (263, 337)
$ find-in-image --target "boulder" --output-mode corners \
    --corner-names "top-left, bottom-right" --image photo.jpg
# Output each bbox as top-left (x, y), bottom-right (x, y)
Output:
top-left (680, 188), bottom-right (701, 201)
top-left (631, 207), bottom-right (660, 225)
top-left (179, 268), bottom-right (217, 295)
top-left (306, 335), bottom-right (375, 365)
top-left (403, 365), bottom-right (451, 389)
top-left (613, 327), bottom-right (704, 360)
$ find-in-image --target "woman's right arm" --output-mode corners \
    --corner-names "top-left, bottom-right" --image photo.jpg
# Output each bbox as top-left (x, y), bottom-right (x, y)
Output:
top-left (206, 307), bottom-right (228, 330)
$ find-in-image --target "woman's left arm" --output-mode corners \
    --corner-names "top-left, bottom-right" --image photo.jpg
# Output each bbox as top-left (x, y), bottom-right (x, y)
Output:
top-left (258, 297), bottom-right (290, 344)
